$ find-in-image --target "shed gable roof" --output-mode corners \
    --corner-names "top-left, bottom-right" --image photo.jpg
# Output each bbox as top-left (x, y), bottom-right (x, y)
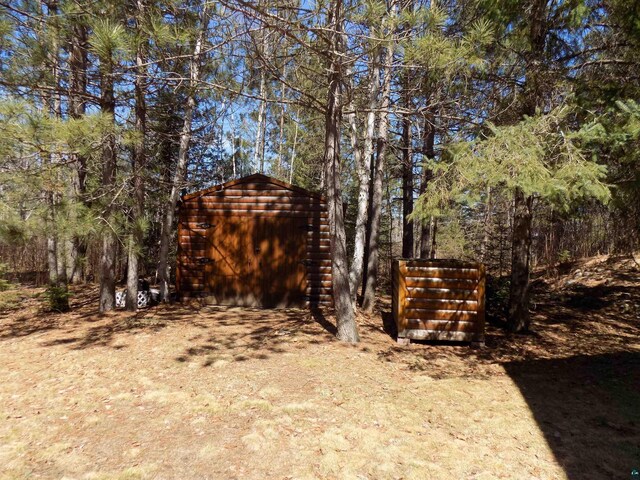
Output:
top-left (181, 173), bottom-right (325, 201)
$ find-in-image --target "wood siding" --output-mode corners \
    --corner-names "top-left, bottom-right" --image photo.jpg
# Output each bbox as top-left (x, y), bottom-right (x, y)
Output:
top-left (176, 174), bottom-right (332, 307)
top-left (392, 259), bottom-right (486, 342)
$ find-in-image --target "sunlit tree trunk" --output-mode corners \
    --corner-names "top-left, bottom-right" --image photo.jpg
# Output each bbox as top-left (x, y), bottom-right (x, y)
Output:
top-left (43, 7), bottom-right (58, 290)
top-left (507, 0), bottom-right (546, 332)
top-left (46, 215), bottom-right (58, 286)
top-left (401, 117), bottom-right (414, 258)
top-left (362, 4), bottom-right (397, 313)
top-left (253, 26), bottom-right (269, 174)
top-left (158, 3), bottom-right (208, 302)
top-left (98, 56), bottom-right (117, 313)
top-left (348, 57), bottom-right (379, 303)
top-left (289, 108), bottom-right (299, 183)
top-left (419, 117), bottom-right (435, 259)
top-left (254, 68), bottom-right (267, 173)
top-left (126, 0), bottom-right (147, 311)
top-left (43, 0), bottom-right (69, 310)
top-left (481, 186), bottom-right (492, 263)
top-left (66, 9), bottom-right (89, 284)
top-left (324, 0), bottom-right (359, 343)
top-left (400, 0), bottom-right (414, 259)
top-left (276, 65), bottom-right (287, 176)
top-left (429, 216), bottom-right (437, 259)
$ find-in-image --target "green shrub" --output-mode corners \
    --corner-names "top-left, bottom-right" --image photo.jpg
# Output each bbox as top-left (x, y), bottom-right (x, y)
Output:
top-left (486, 275), bottom-right (511, 324)
top-left (0, 263), bottom-right (11, 292)
top-left (44, 285), bottom-right (71, 312)
top-left (558, 250), bottom-right (572, 263)
top-left (0, 290), bottom-right (20, 311)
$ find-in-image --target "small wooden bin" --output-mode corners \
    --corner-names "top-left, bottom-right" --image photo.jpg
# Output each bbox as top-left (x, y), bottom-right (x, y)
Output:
top-left (392, 259), bottom-right (486, 344)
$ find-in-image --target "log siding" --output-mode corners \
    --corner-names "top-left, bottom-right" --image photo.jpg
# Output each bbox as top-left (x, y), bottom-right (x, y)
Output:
top-left (176, 174), bottom-right (332, 307)
top-left (392, 259), bottom-right (486, 343)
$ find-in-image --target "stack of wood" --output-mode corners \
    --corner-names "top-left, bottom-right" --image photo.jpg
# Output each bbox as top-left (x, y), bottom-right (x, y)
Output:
top-left (392, 259), bottom-right (486, 344)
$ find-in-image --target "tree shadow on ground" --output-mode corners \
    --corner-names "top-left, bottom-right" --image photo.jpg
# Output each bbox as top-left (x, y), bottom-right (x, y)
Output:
top-left (0, 286), bottom-right (197, 348)
top-left (371, 262), bottom-right (640, 480)
top-left (538, 283), bottom-right (639, 322)
top-left (503, 351), bottom-right (640, 480)
top-left (173, 306), bottom-right (338, 365)
top-left (0, 310), bottom-right (60, 340)
top-left (39, 315), bottom-right (171, 349)
top-left (310, 307), bottom-right (337, 335)
top-left (372, 303), bottom-right (640, 480)
top-left (0, 283), bottom-right (342, 360)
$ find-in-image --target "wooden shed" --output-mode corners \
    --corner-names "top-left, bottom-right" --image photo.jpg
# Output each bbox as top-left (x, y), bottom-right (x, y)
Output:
top-left (392, 259), bottom-right (486, 344)
top-left (176, 174), bottom-right (332, 308)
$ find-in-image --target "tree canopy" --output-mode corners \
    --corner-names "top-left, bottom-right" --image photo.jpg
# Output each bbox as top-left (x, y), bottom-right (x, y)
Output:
top-left (0, 0), bottom-right (637, 336)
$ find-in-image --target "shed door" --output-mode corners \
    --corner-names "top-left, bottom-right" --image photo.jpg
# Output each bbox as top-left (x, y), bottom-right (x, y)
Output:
top-left (256, 217), bottom-right (307, 308)
top-left (207, 216), bottom-right (260, 306)
top-left (207, 216), bottom-right (307, 307)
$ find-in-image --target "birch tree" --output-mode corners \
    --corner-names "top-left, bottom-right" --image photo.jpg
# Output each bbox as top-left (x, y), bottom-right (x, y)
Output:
top-left (362, 0), bottom-right (397, 313)
top-left (347, 48), bottom-right (379, 303)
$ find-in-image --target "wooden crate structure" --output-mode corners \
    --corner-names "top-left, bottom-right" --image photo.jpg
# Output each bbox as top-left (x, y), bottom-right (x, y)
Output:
top-left (392, 259), bottom-right (486, 343)
top-left (176, 174), bottom-right (331, 308)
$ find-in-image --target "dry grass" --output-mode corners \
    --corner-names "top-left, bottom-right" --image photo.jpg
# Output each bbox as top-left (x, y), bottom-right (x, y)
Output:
top-left (0, 255), bottom-right (638, 479)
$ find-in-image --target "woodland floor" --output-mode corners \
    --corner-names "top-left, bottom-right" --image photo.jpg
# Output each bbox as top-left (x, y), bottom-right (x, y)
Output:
top-left (0, 255), bottom-right (639, 480)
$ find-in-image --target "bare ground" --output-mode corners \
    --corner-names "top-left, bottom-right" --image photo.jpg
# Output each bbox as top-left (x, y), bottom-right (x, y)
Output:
top-left (0, 255), bottom-right (639, 480)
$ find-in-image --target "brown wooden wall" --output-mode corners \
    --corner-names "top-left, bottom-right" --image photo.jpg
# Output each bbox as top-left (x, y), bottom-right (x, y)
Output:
top-left (176, 174), bottom-right (332, 307)
top-left (392, 259), bottom-right (486, 342)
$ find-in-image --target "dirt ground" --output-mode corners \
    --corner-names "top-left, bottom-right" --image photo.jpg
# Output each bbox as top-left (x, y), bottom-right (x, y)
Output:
top-left (1, 255), bottom-right (638, 480)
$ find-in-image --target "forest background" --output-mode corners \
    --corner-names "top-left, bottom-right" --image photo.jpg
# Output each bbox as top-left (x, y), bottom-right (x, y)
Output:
top-left (0, 0), bottom-right (638, 341)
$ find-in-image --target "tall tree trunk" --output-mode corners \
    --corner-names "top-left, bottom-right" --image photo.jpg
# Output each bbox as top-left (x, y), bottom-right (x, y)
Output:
top-left (68, 14), bottom-right (89, 283)
top-left (419, 115), bottom-right (435, 258)
top-left (429, 216), bottom-right (437, 259)
top-left (98, 58), bottom-right (117, 313)
top-left (361, 139), bottom-right (384, 313)
top-left (44, 39), bottom-right (59, 291)
top-left (480, 186), bottom-right (492, 263)
top-left (324, 0), bottom-right (359, 343)
top-left (508, 188), bottom-right (533, 331)
top-left (348, 58), bottom-right (379, 303)
top-left (361, 155), bottom-right (375, 298)
top-left (40, 2), bottom-right (56, 290)
top-left (253, 28), bottom-right (269, 174)
top-left (401, 115), bottom-right (413, 258)
top-left (507, 0), bottom-right (546, 331)
top-left (44, 0), bottom-right (69, 310)
top-left (276, 65), bottom-right (287, 176)
top-left (400, 0), bottom-right (414, 259)
top-left (46, 219), bottom-right (58, 286)
top-left (126, 0), bottom-right (147, 311)
top-left (50, 24), bottom-right (66, 288)
top-left (362, 8), bottom-right (397, 313)
top-left (254, 68), bottom-right (267, 173)
top-left (158, 3), bottom-right (208, 302)
top-left (289, 108), bottom-right (299, 183)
